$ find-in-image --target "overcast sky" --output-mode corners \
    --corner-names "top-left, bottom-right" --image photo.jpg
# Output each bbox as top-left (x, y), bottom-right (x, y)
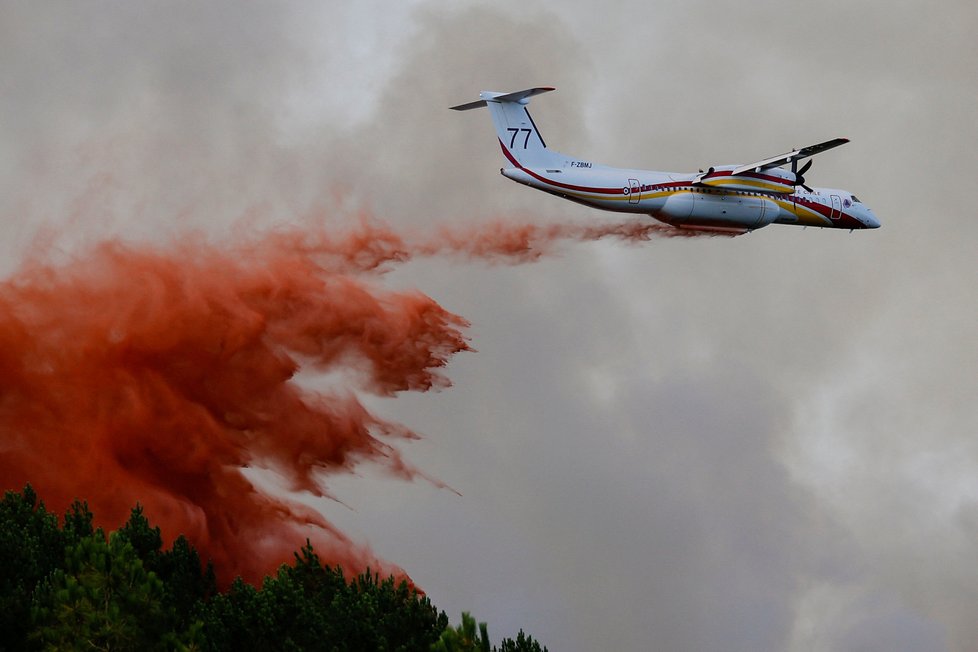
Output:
top-left (2, 1), bottom-right (976, 650)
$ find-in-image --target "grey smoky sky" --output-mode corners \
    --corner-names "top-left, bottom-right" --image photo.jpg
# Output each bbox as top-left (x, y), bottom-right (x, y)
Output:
top-left (2, 1), bottom-right (976, 650)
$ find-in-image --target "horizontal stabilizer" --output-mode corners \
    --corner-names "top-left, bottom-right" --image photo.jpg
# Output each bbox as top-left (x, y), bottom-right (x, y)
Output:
top-left (732, 137), bottom-right (849, 175)
top-left (450, 98), bottom-right (488, 111)
top-left (492, 87), bottom-right (556, 103)
top-left (450, 86), bottom-right (556, 111)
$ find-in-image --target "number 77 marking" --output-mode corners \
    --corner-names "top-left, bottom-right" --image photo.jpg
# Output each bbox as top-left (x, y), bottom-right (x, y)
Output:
top-left (507, 128), bottom-right (533, 149)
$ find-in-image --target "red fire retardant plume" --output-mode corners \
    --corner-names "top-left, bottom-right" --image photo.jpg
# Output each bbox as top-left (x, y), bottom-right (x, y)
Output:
top-left (0, 215), bottom-right (711, 585)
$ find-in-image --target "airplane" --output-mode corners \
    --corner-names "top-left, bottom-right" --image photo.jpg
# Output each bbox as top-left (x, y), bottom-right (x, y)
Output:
top-left (451, 87), bottom-right (879, 234)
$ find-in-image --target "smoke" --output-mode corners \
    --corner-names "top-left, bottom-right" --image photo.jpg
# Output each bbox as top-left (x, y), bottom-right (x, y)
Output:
top-left (418, 217), bottom-right (710, 263)
top-left (0, 212), bottom-right (699, 585)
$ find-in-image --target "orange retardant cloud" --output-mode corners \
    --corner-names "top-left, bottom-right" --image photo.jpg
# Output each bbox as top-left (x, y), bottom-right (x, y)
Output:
top-left (0, 222), bottom-right (467, 586)
top-left (0, 214), bottom-right (709, 586)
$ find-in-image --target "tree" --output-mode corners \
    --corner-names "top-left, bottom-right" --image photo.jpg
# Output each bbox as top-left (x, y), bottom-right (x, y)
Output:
top-left (1, 485), bottom-right (545, 651)
top-left (114, 504), bottom-right (162, 566)
top-left (199, 542), bottom-right (447, 651)
top-left (62, 500), bottom-right (96, 547)
top-left (195, 577), bottom-right (266, 652)
top-left (30, 533), bottom-right (186, 651)
top-left (431, 612), bottom-right (490, 652)
top-left (156, 534), bottom-right (217, 623)
top-left (497, 630), bottom-right (548, 652)
top-left (0, 485), bottom-right (65, 650)
top-left (115, 505), bottom-right (216, 625)
top-left (432, 614), bottom-right (549, 652)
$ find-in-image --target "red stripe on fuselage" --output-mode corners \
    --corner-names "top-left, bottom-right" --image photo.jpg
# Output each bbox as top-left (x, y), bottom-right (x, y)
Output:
top-left (499, 140), bottom-right (867, 228)
top-left (499, 140), bottom-right (623, 195)
top-left (792, 195), bottom-right (863, 228)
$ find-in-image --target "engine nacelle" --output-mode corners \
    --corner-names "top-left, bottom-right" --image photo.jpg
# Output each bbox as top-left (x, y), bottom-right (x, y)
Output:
top-left (658, 191), bottom-right (780, 231)
top-left (694, 165), bottom-right (796, 194)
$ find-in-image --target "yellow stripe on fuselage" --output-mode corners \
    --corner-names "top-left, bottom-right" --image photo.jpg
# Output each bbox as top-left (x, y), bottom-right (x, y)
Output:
top-left (538, 180), bottom-right (834, 226)
top-left (701, 178), bottom-right (793, 193)
top-left (770, 197), bottom-right (833, 226)
top-left (546, 187), bottom-right (677, 203)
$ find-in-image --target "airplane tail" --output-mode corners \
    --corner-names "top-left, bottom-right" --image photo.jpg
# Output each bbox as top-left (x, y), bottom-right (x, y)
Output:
top-left (450, 87), bottom-right (566, 169)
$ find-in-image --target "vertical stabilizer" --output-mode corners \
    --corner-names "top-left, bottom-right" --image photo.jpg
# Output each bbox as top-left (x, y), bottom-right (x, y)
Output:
top-left (451, 88), bottom-right (566, 168)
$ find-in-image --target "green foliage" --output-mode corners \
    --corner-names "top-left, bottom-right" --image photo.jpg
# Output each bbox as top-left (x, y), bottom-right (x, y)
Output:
top-left (497, 630), bottom-right (548, 652)
top-left (157, 534), bottom-right (217, 622)
top-left (115, 505), bottom-right (217, 624)
top-left (0, 485), bottom-right (66, 650)
top-left (199, 541), bottom-right (448, 651)
top-left (433, 614), bottom-right (549, 652)
top-left (62, 500), bottom-right (96, 546)
top-left (114, 504), bottom-right (163, 566)
top-left (0, 485), bottom-right (546, 651)
top-left (432, 612), bottom-right (491, 652)
top-left (30, 533), bottom-right (180, 651)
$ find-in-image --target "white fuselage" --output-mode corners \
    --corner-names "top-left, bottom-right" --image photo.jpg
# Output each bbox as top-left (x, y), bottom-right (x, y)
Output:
top-left (450, 87), bottom-right (879, 234)
top-left (501, 161), bottom-right (879, 233)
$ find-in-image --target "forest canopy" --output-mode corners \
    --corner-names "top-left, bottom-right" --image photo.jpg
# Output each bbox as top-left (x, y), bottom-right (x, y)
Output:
top-left (0, 485), bottom-right (546, 652)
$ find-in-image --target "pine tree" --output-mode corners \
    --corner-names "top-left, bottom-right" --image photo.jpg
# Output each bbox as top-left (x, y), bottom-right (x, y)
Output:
top-left (0, 485), bottom-right (65, 650)
top-left (431, 612), bottom-right (491, 652)
top-left (30, 533), bottom-right (181, 651)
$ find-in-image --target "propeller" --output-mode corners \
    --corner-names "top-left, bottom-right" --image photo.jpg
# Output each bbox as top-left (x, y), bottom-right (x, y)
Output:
top-left (792, 158), bottom-right (814, 192)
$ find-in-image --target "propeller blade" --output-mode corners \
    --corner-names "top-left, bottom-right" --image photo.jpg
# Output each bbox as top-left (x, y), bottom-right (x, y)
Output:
top-left (794, 159), bottom-right (814, 191)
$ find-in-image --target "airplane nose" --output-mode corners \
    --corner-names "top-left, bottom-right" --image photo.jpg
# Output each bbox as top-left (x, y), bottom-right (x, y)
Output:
top-left (860, 208), bottom-right (880, 229)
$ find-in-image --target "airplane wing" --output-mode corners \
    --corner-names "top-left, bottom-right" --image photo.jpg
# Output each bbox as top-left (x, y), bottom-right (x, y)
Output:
top-left (731, 137), bottom-right (849, 175)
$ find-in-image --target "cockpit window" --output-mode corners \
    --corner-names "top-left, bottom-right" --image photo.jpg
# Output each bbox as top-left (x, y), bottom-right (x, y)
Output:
top-left (850, 195), bottom-right (861, 203)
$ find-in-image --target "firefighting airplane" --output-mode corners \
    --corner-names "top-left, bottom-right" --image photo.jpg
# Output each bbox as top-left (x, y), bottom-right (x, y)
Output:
top-left (451, 87), bottom-right (879, 234)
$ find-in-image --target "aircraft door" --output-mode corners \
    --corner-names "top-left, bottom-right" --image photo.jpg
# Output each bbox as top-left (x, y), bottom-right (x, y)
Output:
top-left (830, 194), bottom-right (842, 219)
top-left (628, 178), bottom-right (641, 205)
